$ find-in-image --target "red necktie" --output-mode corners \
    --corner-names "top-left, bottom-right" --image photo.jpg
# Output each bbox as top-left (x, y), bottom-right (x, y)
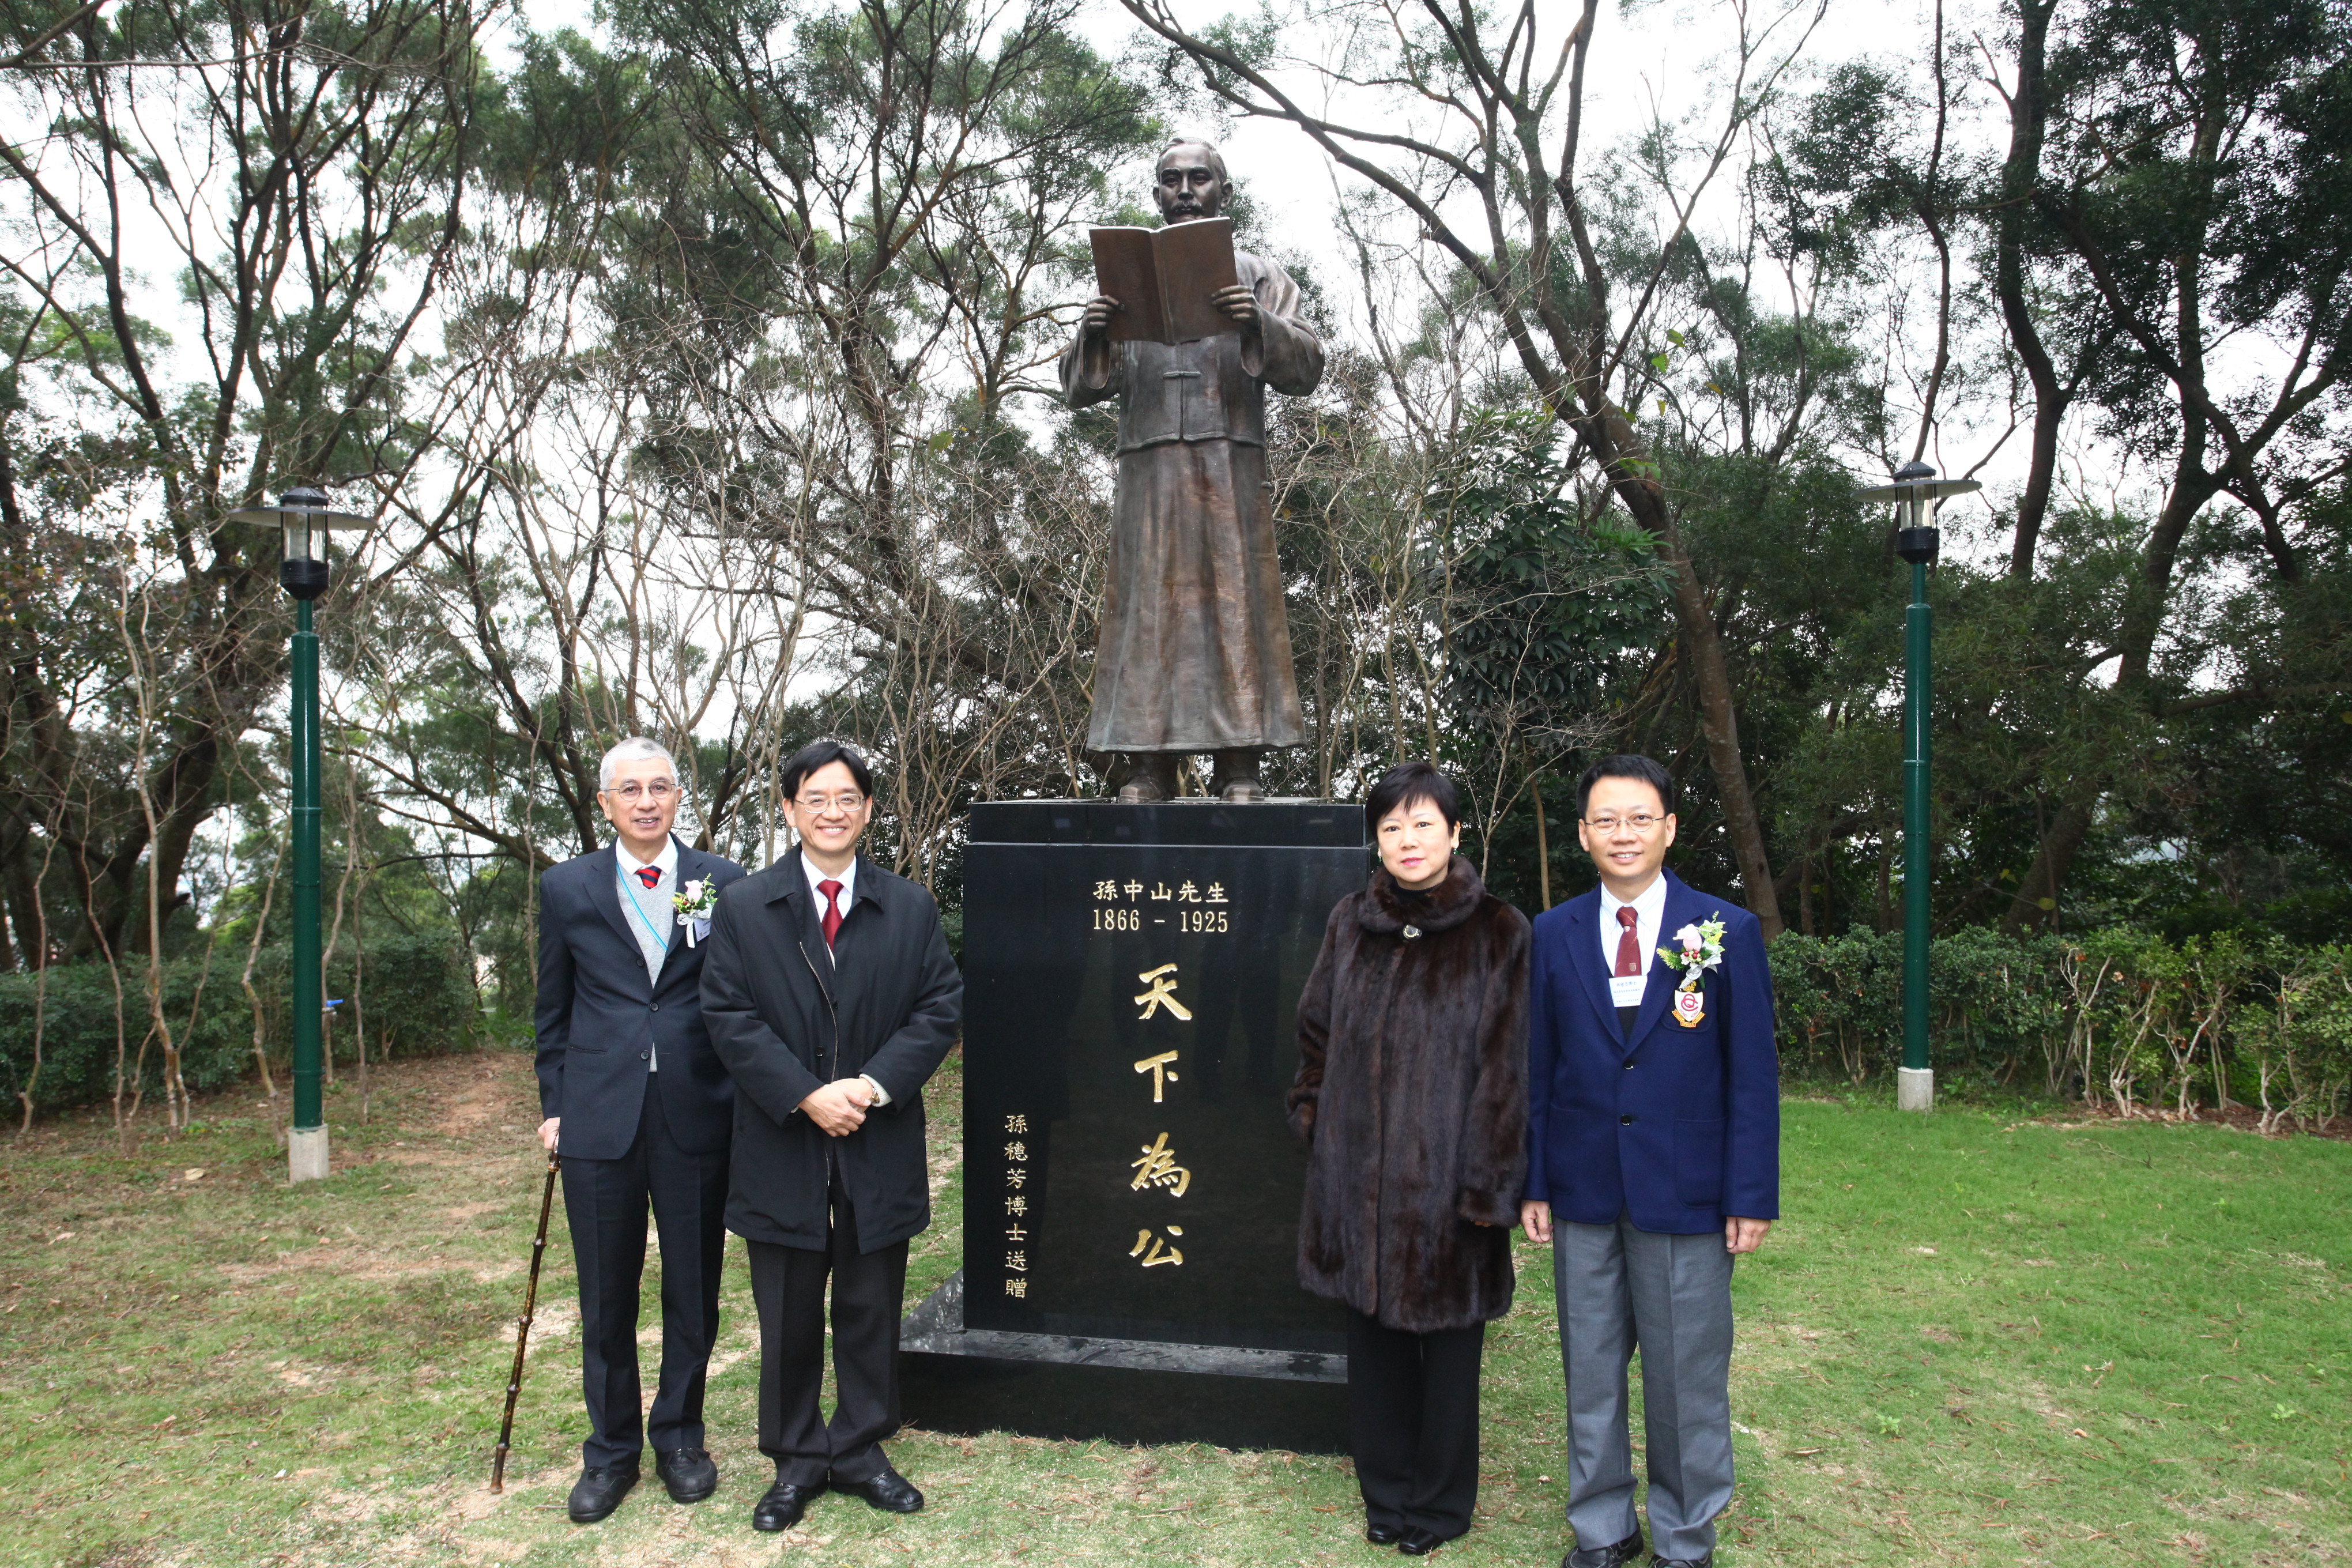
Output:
top-left (819, 879), bottom-right (845, 948)
top-left (1615, 906), bottom-right (1644, 977)
top-left (636, 865), bottom-right (661, 889)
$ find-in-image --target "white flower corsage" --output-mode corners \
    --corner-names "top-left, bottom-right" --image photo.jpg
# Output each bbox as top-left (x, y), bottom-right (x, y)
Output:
top-left (1656, 915), bottom-right (1726, 1027)
top-left (673, 878), bottom-right (718, 947)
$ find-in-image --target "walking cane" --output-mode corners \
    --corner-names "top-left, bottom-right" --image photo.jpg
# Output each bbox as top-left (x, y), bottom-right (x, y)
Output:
top-left (491, 1146), bottom-right (560, 1493)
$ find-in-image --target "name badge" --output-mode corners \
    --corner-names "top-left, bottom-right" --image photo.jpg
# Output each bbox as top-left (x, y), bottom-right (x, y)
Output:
top-left (1609, 974), bottom-right (1646, 1009)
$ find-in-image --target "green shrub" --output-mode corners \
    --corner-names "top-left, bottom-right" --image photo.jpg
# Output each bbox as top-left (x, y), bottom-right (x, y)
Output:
top-left (1768, 928), bottom-right (2073, 1086)
top-left (0, 959), bottom-right (252, 1116)
top-left (2212, 943), bottom-right (2352, 1132)
top-left (1771, 924), bottom-right (2352, 1126)
top-left (0, 931), bottom-right (476, 1118)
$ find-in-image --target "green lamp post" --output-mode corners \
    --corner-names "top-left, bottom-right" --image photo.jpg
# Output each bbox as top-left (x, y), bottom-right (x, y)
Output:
top-left (1857, 461), bottom-right (1979, 1113)
top-left (227, 487), bottom-right (372, 1181)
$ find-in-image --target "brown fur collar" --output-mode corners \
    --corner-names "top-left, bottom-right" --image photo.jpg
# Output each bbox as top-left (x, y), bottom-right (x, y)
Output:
top-left (1358, 854), bottom-right (1486, 936)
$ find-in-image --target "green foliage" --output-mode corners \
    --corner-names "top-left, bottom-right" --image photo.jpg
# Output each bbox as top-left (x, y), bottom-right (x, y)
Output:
top-left (2238, 944), bottom-right (2352, 1130)
top-left (1771, 926), bottom-right (2070, 1088)
top-left (1435, 408), bottom-right (1672, 749)
top-left (0, 932), bottom-right (476, 1116)
top-left (1769, 925), bottom-right (2352, 1127)
top-left (0, 960), bottom-right (251, 1116)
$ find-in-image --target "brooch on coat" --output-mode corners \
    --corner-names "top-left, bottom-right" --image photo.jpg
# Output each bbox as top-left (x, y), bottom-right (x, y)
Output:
top-left (1656, 915), bottom-right (1726, 1027)
top-left (1401, 923), bottom-right (1421, 939)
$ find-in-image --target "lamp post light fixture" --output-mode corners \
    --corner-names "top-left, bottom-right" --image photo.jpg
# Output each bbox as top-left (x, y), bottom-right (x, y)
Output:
top-left (1856, 461), bottom-right (1980, 1113)
top-left (225, 486), bottom-right (372, 1181)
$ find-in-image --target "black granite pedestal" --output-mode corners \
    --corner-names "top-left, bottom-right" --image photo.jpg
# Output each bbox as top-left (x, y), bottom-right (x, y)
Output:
top-left (899, 800), bottom-right (1367, 1453)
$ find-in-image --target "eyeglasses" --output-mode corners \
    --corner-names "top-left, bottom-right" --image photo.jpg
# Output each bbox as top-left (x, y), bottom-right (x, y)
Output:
top-left (605, 780), bottom-right (676, 802)
top-left (794, 792), bottom-right (866, 815)
top-left (1584, 813), bottom-right (1666, 835)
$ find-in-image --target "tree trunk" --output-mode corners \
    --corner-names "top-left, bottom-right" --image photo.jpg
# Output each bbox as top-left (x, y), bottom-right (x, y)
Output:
top-left (1660, 534), bottom-right (1784, 937)
top-left (2003, 787), bottom-right (2094, 933)
top-left (1529, 768), bottom-right (1552, 911)
top-left (1996, 0), bottom-right (2063, 579)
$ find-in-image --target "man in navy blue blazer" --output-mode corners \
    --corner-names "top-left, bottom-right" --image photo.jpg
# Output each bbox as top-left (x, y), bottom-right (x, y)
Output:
top-left (534, 737), bottom-right (746, 1524)
top-left (1521, 755), bottom-right (1778, 1568)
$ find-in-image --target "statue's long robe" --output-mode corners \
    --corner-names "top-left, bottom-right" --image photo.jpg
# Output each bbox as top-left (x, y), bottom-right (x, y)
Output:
top-left (1061, 248), bottom-right (1324, 753)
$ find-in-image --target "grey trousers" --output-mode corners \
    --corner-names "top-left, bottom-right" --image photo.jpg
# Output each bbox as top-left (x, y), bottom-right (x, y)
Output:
top-left (1554, 1216), bottom-right (1736, 1562)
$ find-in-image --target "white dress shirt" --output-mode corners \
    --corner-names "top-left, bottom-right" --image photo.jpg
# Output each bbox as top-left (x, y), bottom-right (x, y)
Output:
top-left (802, 850), bottom-right (889, 1106)
top-left (617, 835), bottom-right (680, 1069)
top-left (1599, 872), bottom-right (1670, 1010)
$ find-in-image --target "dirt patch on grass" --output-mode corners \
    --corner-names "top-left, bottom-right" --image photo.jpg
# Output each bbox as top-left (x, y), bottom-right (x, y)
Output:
top-left (420, 1059), bottom-right (521, 1136)
top-left (217, 1244), bottom-right (468, 1286)
top-left (2024, 1102), bottom-right (2352, 1140)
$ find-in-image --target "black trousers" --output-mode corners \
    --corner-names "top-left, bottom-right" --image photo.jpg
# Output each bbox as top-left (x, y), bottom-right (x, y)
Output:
top-left (560, 1077), bottom-right (729, 1468)
top-left (746, 1180), bottom-right (910, 1487)
top-left (1346, 1309), bottom-right (1487, 1539)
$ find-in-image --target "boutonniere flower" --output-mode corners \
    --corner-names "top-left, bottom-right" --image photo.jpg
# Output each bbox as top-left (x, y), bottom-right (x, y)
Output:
top-left (673, 878), bottom-right (718, 947)
top-left (1656, 915), bottom-right (1726, 1027)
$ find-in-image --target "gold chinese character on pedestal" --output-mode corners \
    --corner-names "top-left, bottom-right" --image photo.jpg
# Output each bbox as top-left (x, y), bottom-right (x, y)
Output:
top-left (1004, 1114), bottom-right (1029, 1133)
top-left (1005, 1278), bottom-right (1028, 1298)
top-left (1128, 1132), bottom-right (1192, 1197)
top-left (1133, 963), bottom-right (1192, 1021)
top-left (1129, 1226), bottom-right (1185, 1268)
top-left (1133, 1050), bottom-right (1179, 1102)
top-left (1004, 1140), bottom-right (1028, 1162)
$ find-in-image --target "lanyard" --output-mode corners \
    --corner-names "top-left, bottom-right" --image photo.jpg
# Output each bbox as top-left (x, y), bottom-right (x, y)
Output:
top-left (619, 861), bottom-right (671, 954)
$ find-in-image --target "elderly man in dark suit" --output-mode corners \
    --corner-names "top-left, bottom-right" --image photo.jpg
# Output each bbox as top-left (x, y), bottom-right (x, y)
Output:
top-left (699, 740), bottom-right (962, 1533)
top-left (534, 736), bottom-right (746, 1524)
top-left (1521, 754), bottom-right (1780, 1568)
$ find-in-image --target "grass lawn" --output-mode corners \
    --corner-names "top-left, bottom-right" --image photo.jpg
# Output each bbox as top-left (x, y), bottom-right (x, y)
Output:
top-left (2, 1050), bottom-right (2346, 1567)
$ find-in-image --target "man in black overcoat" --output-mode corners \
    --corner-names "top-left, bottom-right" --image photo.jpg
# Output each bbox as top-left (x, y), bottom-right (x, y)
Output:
top-left (534, 736), bottom-right (746, 1524)
top-left (699, 740), bottom-right (963, 1533)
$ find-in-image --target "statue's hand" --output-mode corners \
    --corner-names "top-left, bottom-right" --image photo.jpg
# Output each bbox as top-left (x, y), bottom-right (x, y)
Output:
top-left (1082, 295), bottom-right (1121, 340)
top-left (1212, 282), bottom-right (1258, 330)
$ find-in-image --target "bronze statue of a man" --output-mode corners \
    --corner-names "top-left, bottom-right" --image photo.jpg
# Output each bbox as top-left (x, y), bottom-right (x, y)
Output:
top-left (1062, 140), bottom-right (1325, 803)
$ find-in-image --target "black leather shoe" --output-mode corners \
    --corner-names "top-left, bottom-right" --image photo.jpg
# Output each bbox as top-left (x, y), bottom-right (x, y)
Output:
top-left (654, 1446), bottom-right (717, 1503)
top-left (1397, 1526), bottom-right (1445, 1556)
top-left (834, 1464), bottom-right (925, 1513)
top-left (567, 1464), bottom-right (638, 1524)
top-left (1565, 1531), bottom-right (1645, 1568)
top-left (1650, 1558), bottom-right (1712, 1568)
top-left (751, 1478), bottom-right (820, 1533)
top-left (1367, 1522), bottom-right (1404, 1545)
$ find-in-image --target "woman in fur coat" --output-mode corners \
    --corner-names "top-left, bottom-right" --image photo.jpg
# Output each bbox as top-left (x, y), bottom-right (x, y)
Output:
top-left (1288, 760), bottom-right (1531, 1556)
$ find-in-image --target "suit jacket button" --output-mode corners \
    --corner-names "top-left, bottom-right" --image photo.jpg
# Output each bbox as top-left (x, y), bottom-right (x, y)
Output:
top-left (1624, 1060), bottom-right (1635, 1069)
top-left (640, 1051), bottom-right (650, 1061)
top-left (1620, 1113), bottom-right (1635, 1125)
top-left (650, 1002), bottom-right (660, 1011)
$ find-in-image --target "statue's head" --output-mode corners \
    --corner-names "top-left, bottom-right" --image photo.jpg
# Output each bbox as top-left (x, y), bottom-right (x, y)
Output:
top-left (1154, 140), bottom-right (1230, 225)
